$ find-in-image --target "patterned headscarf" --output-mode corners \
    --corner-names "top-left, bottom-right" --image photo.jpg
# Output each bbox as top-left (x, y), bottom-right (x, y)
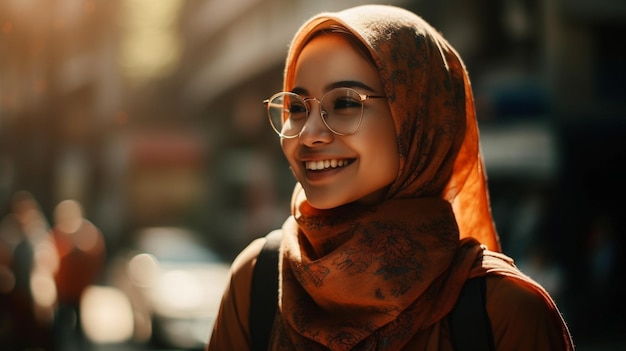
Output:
top-left (283, 5), bottom-right (500, 251)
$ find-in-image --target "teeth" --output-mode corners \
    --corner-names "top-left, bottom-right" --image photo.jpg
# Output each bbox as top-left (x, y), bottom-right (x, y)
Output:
top-left (306, 159), bottom-right (349, 170)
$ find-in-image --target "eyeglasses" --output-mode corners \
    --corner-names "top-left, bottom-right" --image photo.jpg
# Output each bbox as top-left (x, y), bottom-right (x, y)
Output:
top-left (263, 87), bottom-right (387, 138)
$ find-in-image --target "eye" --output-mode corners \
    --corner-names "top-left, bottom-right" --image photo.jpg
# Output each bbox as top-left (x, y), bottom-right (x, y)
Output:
top-left (287, 100), bottom-right (307, 120)
top-left (332, 96), bottom-right (361, 114)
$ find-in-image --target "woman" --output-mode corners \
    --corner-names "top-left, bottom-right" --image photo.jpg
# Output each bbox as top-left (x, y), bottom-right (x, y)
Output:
top-left (207, 4), bottom-right (574, 350)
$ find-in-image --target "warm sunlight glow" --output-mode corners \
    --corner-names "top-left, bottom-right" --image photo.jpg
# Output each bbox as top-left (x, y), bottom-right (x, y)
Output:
top-left (128, 252), bottom-right (159, 288)
top-left (54, 199), bottom-right (83, 234)
top-left (119, 0), bottom-right (184, 86)
top-left (152, 270), bottom-right (204, 316)
top-left (81, 285), bottom-right (134, 344)
top-left (30, 270), bottom-right (57, 307)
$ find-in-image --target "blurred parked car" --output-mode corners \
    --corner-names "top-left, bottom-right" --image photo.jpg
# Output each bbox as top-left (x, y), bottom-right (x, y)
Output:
top-left (102, 227), bottom-right (230, 350)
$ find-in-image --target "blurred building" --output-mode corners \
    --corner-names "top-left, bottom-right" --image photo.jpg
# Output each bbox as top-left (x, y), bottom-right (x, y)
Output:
top-left (0, 0), bottom-right (624, 349)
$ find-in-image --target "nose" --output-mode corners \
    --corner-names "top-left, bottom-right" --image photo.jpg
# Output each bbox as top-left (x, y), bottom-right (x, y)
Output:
top-left (298, 99), bottom-right (333, 146)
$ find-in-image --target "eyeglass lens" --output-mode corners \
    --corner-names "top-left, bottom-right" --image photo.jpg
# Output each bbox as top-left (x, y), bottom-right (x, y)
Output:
top-left (267, 88), bottom-right (364, 137)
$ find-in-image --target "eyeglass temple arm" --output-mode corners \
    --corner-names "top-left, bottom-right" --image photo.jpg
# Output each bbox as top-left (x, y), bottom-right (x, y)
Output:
top-left (263, 100), bottom-right (288, 110)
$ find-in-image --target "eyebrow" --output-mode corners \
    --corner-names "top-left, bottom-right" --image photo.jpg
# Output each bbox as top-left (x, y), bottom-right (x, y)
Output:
top-left (291, 80), bottom-right (377, 96)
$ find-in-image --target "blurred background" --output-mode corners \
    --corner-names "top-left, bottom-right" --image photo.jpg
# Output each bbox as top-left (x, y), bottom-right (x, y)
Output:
top-left (0, 0), bottom-right (624, 350)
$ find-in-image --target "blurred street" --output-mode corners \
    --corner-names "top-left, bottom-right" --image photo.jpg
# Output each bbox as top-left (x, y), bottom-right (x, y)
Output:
top-left (1, 0), bottom-right (625, 350)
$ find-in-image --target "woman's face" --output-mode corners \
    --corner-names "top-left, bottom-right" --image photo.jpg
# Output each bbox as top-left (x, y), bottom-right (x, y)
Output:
top-left (282, 33), bottom-right (399, 209)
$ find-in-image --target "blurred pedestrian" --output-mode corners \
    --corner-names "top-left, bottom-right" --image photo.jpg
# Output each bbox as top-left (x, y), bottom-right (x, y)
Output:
top-left (0, 191), bottom-right (55, 350)
top-left (51, 199), bottom-right (105, 350)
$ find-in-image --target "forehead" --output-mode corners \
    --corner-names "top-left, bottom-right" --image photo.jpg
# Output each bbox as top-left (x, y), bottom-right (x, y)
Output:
top-left (292, 34), bottom-right (382, 93)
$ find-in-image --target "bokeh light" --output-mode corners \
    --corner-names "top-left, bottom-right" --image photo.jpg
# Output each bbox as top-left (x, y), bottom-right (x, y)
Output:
top-left (80, 285), bottom-right (134, 344)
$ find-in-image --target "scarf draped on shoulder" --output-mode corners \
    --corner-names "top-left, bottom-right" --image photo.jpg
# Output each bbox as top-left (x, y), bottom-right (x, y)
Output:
top-left (273, 4), bottom-right (541, 350)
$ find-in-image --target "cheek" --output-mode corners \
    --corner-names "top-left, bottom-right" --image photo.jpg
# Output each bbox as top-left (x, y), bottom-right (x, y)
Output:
top-left (281, 139), bottom-right (300, 170)
top-left (362, 140), bottom-right (398, 181)
top-left (360, 116), bottom-right (399, 182)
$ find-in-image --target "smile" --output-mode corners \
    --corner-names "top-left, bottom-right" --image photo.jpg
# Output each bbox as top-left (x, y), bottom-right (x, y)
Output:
top-left (305, 159), bottom-right (353, 171)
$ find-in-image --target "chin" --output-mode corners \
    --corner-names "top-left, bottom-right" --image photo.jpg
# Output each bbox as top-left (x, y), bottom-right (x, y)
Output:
top-left (306, 198), bottom-right (339, 210)
top-left (302, 190), bottom-right (345, 210)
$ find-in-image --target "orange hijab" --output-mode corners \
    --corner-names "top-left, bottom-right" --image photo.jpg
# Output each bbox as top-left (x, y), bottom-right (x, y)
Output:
top-left (283, 5), bottom-right (499, 251)
top-left (274, 5), bottom-right (568, 350)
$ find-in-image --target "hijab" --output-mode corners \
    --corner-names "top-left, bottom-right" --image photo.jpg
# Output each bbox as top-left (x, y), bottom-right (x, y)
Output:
top-left (274, 5), bottom-right (567, 350)
top-left (284, 5), bottom-right (499, 251)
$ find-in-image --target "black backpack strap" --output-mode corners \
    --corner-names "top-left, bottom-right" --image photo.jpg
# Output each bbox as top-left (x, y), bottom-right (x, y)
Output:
top-left (249, 230), bottom-right (282, 351)
top-left (449, 276), bottom-right (495, 351)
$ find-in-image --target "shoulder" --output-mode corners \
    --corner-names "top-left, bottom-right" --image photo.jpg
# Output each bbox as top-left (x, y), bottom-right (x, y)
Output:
top-left (229, 236), bottom-right (269, 291)
top-left (484, 274), bottom-right (571, 350)
top-left (219, 235), bottom-right (273, 325)
top-left (485, 274), bottom-right (552, 313)
top-left (207, 234), bottom-right (274, 351)
top-left (477, 249), bottom-right (563, 326)
top-left (227, 231), bottom-right (282, 306)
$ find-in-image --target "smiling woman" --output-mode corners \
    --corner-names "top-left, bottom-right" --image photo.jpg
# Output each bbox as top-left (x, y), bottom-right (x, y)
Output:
top-left (207, 4), bottom-right (574, 351)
